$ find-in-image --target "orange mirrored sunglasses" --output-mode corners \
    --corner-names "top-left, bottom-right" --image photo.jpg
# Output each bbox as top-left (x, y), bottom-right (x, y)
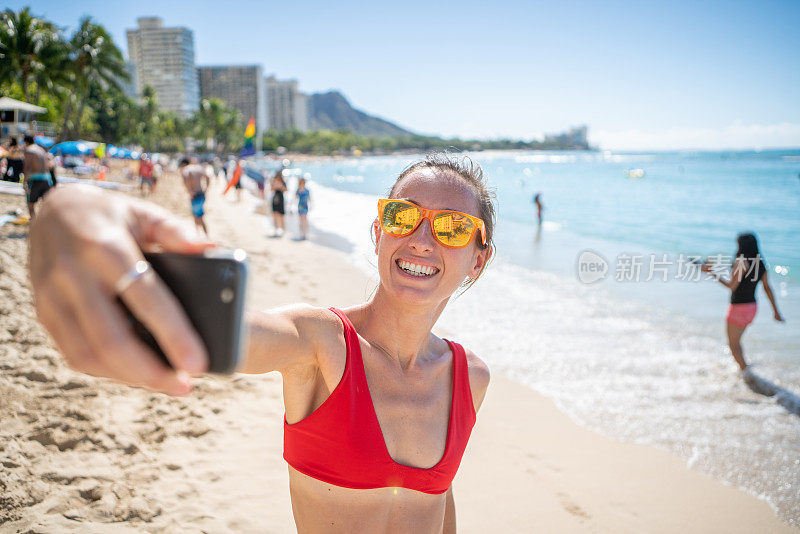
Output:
top-left (377, 198), bottom-right (487, 249)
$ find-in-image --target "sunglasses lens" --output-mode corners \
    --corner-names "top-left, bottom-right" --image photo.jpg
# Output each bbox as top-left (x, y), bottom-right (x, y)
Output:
top-left (382, 201), bottom-right (420, 235)
top-left (433, 212), bottom-right (474, 247)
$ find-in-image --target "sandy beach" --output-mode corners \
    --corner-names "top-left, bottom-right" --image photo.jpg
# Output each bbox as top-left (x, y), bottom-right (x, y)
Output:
top-left (1, 171), bottom-right (796, 533)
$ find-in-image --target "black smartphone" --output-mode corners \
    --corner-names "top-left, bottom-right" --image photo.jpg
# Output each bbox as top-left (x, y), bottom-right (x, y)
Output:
top-left (118, 249), bottom-right (248, 374)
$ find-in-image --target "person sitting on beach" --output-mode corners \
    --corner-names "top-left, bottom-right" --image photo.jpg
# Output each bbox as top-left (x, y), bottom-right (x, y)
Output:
top-left (22, 135), bottom-right (54, 220)
top-left (701, 232), bottom-right (784, 371)
top-left (28, 153), bottom-right (493, 533)
top-left (179, 157), bottom-right (210, 238)
top-left (296, 175), bottom-right (311, 240)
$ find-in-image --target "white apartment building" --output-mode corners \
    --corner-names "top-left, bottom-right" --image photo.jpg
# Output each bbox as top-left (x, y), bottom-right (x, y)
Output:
top-left (265, 76), bottom-right (309, 131)
top-left (126, 17), bottom-right (200, 115)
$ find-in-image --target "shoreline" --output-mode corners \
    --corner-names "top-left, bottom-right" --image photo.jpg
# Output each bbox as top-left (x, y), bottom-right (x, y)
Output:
top-left (1, 174), bottom-right (797, 532)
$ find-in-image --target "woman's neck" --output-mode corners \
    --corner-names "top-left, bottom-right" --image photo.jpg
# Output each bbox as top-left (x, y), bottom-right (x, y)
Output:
top-left (356, 290), bottom-right (449, 372)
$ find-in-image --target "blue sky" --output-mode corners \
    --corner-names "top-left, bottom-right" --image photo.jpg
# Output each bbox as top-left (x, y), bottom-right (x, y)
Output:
top-left (9, 0), bottom-right (800, 149)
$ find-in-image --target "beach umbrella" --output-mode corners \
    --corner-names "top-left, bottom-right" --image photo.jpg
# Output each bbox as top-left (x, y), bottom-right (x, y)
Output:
top-left (34, 135), bottom-right (55, 148)
top-left (49, 140), bottom-right (99, 156)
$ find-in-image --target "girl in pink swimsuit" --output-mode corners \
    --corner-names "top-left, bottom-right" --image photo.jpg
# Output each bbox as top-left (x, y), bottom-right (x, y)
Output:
top-left (701, 233), bottom-right (784, 371)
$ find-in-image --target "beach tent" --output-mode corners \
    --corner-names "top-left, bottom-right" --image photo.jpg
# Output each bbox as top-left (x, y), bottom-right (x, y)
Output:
top-left (119, 148), bottom-right (141, 160)
top-left (34, 135), bottom-right (55, 148)
top-left (49, 140), bottom-right (99, 156)
top-left (112, 147), bottom-right (139, 160)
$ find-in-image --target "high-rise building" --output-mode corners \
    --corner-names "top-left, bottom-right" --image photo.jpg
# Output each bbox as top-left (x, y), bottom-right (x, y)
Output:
top-left (294, 92), bottom-right (309, 132)
top-left (265, 76), bottom-right (309, 131)
top-left (126, 17), bottom-right (199, 115)
top-left (197, 65), bottom-right (266, 143)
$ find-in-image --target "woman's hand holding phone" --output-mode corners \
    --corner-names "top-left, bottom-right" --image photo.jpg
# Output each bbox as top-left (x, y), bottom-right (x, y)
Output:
top-left (29, 185), bottom-right (216, 395)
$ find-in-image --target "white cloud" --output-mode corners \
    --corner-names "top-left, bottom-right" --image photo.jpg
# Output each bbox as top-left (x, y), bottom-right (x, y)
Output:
top-left (594, 121), bottom-right (800, 151)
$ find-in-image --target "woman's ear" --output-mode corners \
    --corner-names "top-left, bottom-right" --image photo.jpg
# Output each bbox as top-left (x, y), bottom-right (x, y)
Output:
top-left (468, 246), bottom-right (492, 279)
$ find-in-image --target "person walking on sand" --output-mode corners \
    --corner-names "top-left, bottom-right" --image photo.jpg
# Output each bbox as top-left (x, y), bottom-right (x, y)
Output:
top-left (179, 158), bottom-right (211, 237)
top-left (138, 154), bottom-right (155, 196)
top-left (22, 135), bottom-right (54, 220)
top-left (270, 169), bottom-right (288, 237)
top-left (296, 175), bottom-right (311, 240)
top-left (701, 232), bottom-right (784, 372)
top-left (28, 153), bottom-right (494, 533)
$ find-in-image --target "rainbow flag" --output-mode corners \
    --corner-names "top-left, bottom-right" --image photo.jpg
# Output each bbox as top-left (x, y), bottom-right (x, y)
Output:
top-left (239, 117), bottom-right (256, 157)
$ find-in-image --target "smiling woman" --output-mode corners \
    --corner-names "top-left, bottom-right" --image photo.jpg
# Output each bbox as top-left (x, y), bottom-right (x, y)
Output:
top-left (28, 152), bottom-right (496, 533)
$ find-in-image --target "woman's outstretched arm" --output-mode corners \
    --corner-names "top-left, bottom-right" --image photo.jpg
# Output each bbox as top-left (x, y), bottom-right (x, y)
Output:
top-left (30, 185), bottom-right (328, 393)
top-left (240, 305), bottom-right (332, 375)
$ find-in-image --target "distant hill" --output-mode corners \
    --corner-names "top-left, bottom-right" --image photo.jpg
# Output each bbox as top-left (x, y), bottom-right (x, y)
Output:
top-left (309, 91), bottom-right (414, 138)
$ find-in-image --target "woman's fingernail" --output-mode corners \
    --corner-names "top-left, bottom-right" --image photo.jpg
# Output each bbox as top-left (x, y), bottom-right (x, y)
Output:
top-left (174, 371), bottom-right (193, 395)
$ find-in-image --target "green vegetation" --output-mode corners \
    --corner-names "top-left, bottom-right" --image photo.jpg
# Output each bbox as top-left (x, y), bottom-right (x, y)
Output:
top-left (0, 7), bottom-right (242, 153)
top-left (262, 126), bottom-right (591, 156)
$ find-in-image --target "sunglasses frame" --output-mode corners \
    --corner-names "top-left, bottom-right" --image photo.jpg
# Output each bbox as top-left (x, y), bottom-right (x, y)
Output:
top-left (377, 198), bottom-right (487, 249)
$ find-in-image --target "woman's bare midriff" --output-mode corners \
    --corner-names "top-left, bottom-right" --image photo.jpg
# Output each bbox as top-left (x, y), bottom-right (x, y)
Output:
top-left (288, 466), bottom-right (447, 534)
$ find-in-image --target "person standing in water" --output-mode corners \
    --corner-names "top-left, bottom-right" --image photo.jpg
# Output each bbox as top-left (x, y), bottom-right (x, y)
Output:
top-left (296, 175), bottom-right (311, 240)
top-left (701, 232), bottom-right (784, 371)
top-left (532, 192), bottom-right (543, 226)
top-left (179, 158), bottom-right (210, 237)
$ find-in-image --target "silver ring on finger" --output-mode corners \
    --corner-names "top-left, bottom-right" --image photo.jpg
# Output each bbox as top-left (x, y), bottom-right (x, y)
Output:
top-left (114, 260), bottom-right (151, 295)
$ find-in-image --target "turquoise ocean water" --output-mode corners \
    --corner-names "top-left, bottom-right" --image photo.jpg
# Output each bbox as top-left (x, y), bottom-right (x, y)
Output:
top-left (256, 149), bottom-right (800, 524)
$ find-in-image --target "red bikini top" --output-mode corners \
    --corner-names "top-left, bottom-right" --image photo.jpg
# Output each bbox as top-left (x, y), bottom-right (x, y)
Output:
top-left (283, 308), bottom-right (477, 495)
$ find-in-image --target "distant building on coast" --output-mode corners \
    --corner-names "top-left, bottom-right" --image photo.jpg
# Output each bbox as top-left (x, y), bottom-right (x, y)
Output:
top-left (543, 125), bottom-right (590, 150)
top-left (265, 76), bottom-right (309, 131)
top-left (126, 17), bottom-right (200, 115)
top-left (197, 65), bottom-right (266, 143)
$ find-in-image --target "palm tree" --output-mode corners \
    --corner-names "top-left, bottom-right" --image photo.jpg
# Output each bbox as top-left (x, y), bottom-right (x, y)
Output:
top-left (193, 98), bottom-right (243, 152)
top-left (59, 17), bottom-right (127, 140)
top-left (0, 7), bottom-right (64, 101)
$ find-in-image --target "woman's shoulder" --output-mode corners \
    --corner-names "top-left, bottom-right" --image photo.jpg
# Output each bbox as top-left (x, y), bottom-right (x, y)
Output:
top-left (463, 346), bottom-right (490, 403)
top-left (442, 338), bottom-right (490, 412)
